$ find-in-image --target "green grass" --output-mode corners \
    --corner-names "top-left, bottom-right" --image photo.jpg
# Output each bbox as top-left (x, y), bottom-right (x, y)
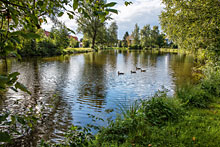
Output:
top-left (92, 73), bottom-right (220, 147)
top-left (92, 100), bottom-right (220, 147)
top-left (64, 47), bottom-right (93, 54)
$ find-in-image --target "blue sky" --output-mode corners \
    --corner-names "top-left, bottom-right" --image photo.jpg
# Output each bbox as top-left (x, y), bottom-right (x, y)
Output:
top-left (42, 0), bottom-right (164, 40)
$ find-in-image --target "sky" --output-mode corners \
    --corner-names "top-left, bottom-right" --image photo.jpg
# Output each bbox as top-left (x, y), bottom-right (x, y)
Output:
top-left (42, 0), bottom-right (164, 40)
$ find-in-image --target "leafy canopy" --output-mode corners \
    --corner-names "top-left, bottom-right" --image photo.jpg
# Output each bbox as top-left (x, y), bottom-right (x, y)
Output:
top-left (160, 0), bottom-right (220, 51)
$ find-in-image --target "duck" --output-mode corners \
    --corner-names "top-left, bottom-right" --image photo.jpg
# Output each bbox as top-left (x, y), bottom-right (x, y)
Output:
top-left (141, 69), bottom-right (146, 72)
top-left (131, 70), bottom-right (136, 73)
top-left (136, 67), bottom-right (141, 70)
top-left (118, 71), bottom-right (124, 75)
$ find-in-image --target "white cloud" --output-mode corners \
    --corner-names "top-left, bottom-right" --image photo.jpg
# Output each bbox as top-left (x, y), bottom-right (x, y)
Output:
top-left (112, 0), bottom-right (164, 39)
top-left (42, 0), bottom-right (164, 40)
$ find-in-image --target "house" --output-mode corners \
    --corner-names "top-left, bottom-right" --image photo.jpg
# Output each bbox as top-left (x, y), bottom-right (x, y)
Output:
top-left (68, 35), bottom-right (78, 41)
top-left (44, 30), bottom-right (78, 41)
top-left (44, 31), bottom-right (50, 37)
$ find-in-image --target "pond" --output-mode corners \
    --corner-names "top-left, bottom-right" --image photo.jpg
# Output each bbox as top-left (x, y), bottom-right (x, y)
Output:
top-left (0, 50), bottom-right (195, 143)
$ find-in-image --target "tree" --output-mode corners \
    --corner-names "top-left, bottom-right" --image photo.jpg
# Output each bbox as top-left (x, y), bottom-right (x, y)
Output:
top-left (131, 23), bottom-right (140, 45)
top-left (122, 32), bottom-right (129, 47)
top-left (151, 26), bottom-right (160, 48)
top-left (76, 0), bottom-right (118, 50)
top-left (50, 24), bottom-right (70, 50)
top-left (157, 33), bottom-right (166, 48)
top-left (77, 12), bottom-right (105, 50)
top-left (96, 25), bottom-right (109, 48)
top-left (160, 0), bottom-right (220, 51)
top-left (140, 24), bottom-right (151, 48)
top-left (108, 22), bottom-right (118, 47)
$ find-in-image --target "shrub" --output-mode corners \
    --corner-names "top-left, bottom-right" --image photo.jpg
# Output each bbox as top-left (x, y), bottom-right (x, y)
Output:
top-left (177, 85), bottom-right (212, 108)
top-left (201, 70), bottom-right (220, 98)
top-left (37, 40), bottom-right (60, 56)
top-left (129, 44), bottom-right (141, 50)
top-left (141, 90), bottom-right (183, 126)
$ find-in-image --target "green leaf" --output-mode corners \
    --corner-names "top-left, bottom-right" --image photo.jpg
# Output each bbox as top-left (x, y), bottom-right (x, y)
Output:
top-left (67, 13), bottom-right (74, 19)
top-left (17, 117), bottom-right (26, 125)
top-left (0, 131), bottom-right (11, 142)
top-left (106, 9), bottom-right (118, 14)
top-left (67, 28), bottom-right (75, 34)
top-left (15, 82), bottom-right (31, 95)
top-left (21, 33), bottom-right (40, 39)
top-left (125, 1), bottom-right (132, 6)
top-left (0, 113), bottom-right (9, 124)
top-left (10, 87), bottom-right (18, 92)
top-left (58, 12), bottom-right (64, 17)
top-left (73, 0), bottom-right (78, 10)
top-left (104, 2), bottom-right (117, 7)
top-left (9, 72), bottom-right (20, 79)
top-left (37, 1), bottom-right (44, 6)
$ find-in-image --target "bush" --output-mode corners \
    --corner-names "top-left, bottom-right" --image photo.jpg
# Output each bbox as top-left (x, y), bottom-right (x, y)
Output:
top-left (129, 44), bottom-right (141, 50)
top-left (37, 40), bottom-right (60, 56)
top-left (141, 90), bottom-right (183, 126)
top-left (201, 70), bottom-right (220, 98)
top-left (177, 85), bottom-right (212, 108)
top-left (96, 90), bottom-right (183, 145)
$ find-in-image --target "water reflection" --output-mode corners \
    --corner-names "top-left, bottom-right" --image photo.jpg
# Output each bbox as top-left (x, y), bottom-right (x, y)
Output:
top-left (0, 51), bottom-right (194, 143)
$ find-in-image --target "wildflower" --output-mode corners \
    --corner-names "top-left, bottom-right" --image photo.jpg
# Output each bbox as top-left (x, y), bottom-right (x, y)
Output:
top-left (192, 137), bottom-right (196, 141)
top-left (148, 144), bottom-right (152, 147)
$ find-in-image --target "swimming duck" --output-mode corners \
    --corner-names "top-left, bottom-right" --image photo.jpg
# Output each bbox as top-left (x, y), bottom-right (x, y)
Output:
top-left (136, 67), bottom-right (141, 70)
top-left (131, 70), bottom-right (136, 73)
top-left (141, 69), bottom-right (146, 72)
top-left (118, 71), bottom-right (124, 75)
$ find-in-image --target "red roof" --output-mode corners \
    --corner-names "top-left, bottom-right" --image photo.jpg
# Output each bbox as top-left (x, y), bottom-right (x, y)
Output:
top-left (44, 31), bottom-right (78, 41)
top-left (44, 31), bottom-right (50, 37)
top-left (69, 35), bottom-right (78, 41)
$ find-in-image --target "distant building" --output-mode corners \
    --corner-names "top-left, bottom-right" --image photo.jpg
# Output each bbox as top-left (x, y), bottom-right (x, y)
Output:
top-left (44, 30), bottom-right (78, 41)
top-left (44, 31), bottom-right (50, 37)
top-left (68, 35), bottom-right (78, 41)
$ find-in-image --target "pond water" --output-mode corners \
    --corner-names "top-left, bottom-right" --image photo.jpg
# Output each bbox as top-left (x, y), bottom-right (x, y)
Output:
top-left (0, 50), bottom-right (195, 143)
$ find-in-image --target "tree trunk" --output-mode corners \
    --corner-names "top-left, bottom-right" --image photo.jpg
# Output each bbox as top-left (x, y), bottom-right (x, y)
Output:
top-left (92, 29), bottom-right (97, 51)
top-left (4, 56), bottom-right (8, 73)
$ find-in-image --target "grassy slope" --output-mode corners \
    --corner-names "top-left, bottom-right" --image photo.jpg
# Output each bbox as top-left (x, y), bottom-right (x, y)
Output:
top-left (91, 100), bottom-right (220, 147)
top-left (64, 47), bottom-right (93, 53)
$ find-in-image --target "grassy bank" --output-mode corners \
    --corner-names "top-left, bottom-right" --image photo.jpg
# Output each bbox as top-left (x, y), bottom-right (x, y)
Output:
top-left (90, 66), bottom-right (220, 146)
top-left (93, 96), bottom-right (220, 146)
top-left (38, 65), bottom-right (220, 146)
top-left (63, 47), bottom-right (93, 54)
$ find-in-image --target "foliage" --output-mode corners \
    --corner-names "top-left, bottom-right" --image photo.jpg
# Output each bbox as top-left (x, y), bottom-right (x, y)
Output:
top-left (160, 0), bottom-right (220, 51)
top-left (0, 72), bottom-right (31, 94)
top-left (177, 85), bottom-right (211, 108)
top-left (141, 90), bottom-right (183, 126)
top-left (122, 32), bottom-right (129, 47)
top-left (64, 125), bottom-right (95, 146)
top-left (76, 0), bottom-right (119, 50)
top-left (140, 24), bottom-right (151, 48)
top-left (131, 23), bottom-right (140, 46)
top-left (70, 38), bottom-right (79, 48)
top-left (82, 38), bottom-right (91, 48)
top-left (37, 40), bottom-right (59, 56)
top-left (177, 61), bottom-right (220, 108)
top-left (128, 24), bottom-right (167, 49)
top-left (96, 90), bottom-right (183, 145)
top-left (201, 65), bottom-right (220, 98)
top-left (107, 22), bottom-right (118, 47)
top-left (0, 108), bottom-right (39, 143)
top-left (50, 24), bottom-right (70, 50)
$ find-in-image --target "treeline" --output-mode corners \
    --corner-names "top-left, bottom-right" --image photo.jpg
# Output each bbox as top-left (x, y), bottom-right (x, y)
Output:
top-left (119, 24), bottom-right (173, 49)
top-left (18, 24), bottom-right (79, 57)
top-left (77, 16), bottom-right (118, 49)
